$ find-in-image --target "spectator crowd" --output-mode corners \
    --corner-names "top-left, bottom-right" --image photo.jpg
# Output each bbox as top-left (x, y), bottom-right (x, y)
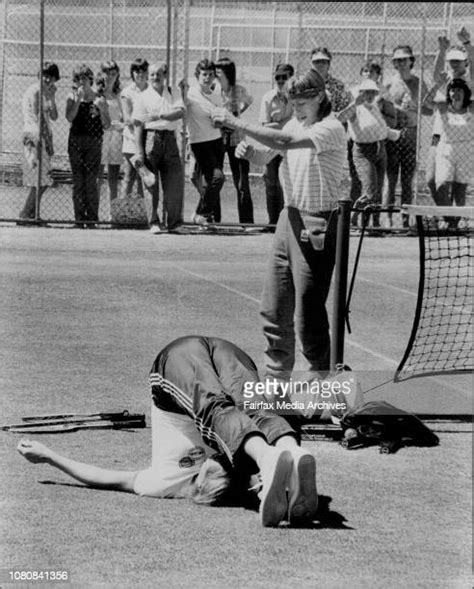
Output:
top-left (18, 27), bottom-right (473, 233)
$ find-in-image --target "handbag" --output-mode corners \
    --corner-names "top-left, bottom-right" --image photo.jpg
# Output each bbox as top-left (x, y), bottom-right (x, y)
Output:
top-left (110, 196), bottom-right (148, 226)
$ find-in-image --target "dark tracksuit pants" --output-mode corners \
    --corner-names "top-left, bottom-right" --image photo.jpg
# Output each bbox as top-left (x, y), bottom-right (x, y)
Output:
top-left (148, 335), bottom-right (298, 468)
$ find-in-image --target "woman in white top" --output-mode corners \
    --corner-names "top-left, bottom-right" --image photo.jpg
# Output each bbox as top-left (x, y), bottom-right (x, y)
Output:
top-left (18, 62), bottom-right (60, 223)
top-left (432, 78), bottom-right (474, 227)
top-left (120, 58), bottom-right (149, 199)
top-left (338, 79), bottom-right (400, 229)
top-left (96, 61), bottom-right (124, 203)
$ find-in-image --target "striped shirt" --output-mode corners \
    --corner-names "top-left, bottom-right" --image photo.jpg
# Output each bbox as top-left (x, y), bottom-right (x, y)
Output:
top-left (279, 116), bottom-right (346, 213)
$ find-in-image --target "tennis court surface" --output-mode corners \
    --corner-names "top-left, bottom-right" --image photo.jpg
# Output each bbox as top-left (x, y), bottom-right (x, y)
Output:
top-left (1, 226), bottom-right (472, 588)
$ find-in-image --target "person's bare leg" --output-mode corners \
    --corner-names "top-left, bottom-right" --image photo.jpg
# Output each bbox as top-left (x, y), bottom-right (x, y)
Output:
top-left (17, 439), bottom-right (136, 492)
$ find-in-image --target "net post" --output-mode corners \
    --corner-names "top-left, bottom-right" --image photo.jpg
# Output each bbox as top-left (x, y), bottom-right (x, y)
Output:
top-left (330, 197), bottom-right (352, 372)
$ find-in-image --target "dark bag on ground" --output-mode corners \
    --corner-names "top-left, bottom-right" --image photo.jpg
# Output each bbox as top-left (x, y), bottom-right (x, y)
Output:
top-left (339, 400), bottom-right (440, 454)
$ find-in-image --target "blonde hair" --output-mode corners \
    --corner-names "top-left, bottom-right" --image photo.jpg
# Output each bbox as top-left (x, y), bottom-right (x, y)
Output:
top-left (189, 457), bottom-right (231, 505)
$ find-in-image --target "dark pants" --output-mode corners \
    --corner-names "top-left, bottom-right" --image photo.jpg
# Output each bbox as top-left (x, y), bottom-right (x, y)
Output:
top-left (385, 127), bottom-right (417, 226)
top-left (263, 155), bottom-right (284, 225)
top-left (260, 207), bottom-right (337, 380)
top-left (149, 335), bottom-right (298, 466)
top-left (225, 144), bottom-right (254, 223)
top-left (145, 130), bottom-right (184, 229)
top-left (352, 140), bottom-right (387, 228)
top-left (191, 138), bottom-right (225, 222)
top-left (68, 134), bottom-right (102, 224)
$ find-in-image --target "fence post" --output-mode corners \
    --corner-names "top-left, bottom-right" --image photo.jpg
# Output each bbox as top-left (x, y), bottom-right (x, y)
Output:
top-left (330, 197), bottom-right (352, 372)
top-left (380, 2), bottom-right (388, 78)
top-left (414, 2), bottom-right (427, 205)
top-left (36, 0), bottom-right (45, 222)
top-left (180, 0), bottom-right (191, 221)
top-left (0, 0), bottom-right (8, 154)
top-left (171, 0), bottom-right (178, 87)
top-left (208, 0), bottom-right (215, 60)
top-left (108, 0), bottom-right (113, 60)
top-left (296, 3), bottom-right (302, 74)
top-left (270, 2), bottom-right (277, 84)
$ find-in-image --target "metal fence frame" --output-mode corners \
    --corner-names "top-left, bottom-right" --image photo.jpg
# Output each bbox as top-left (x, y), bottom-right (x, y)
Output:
top-left (1, 0), bottom-right (473, 224)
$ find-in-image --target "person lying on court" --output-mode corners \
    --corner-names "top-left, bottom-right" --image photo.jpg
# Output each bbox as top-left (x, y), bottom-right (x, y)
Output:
top-left (18, 335), bottom-right (319, 528)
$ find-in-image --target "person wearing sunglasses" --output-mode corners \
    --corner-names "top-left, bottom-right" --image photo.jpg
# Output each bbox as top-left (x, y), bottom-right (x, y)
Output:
top-left (259, 63), bottom-right (295, 228)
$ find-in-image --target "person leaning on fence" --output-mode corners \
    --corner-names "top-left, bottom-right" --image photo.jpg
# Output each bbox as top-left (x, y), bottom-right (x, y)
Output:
top-left (424, 78), bottom-right (474, 229)
top-left (120, 58), bottom-right (149, 201)
top-left (96, 61), bottom-right (125, 206)
top-left (347, 60), bottom-right (397, 229)
top-left (424, 27), bottom-right (473, 207)
top-left (259, 63), bottom-right (295, 228)
top-left (211, 69), bottom-right (347, 382)
top-left (338, 79), bottom-right (400, 235)
top-left (215, 57), bottom-right (254, 224)
top-left (17, 335), bottom-right (319, 528)
top-left (184, 58), bottom-right (225, 225)
top-left (132, 62), bottom-right (185, 234)
top-left (65, 64), bottom-right (111, 228)
top-left (383, 45), bottom-right (433, 229)
top-left (18, 62), bottom-right (60, 225)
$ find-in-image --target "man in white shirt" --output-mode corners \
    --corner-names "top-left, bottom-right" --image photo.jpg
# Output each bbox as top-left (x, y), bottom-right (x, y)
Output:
top-left (184, 59), bottom-right (225, 224)
top-left (133, 62), bottom-right (185, 233)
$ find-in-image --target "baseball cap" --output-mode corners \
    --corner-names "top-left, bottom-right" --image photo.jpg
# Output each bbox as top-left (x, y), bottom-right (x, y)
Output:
top-left (446, 48), bottom-right (468, 61)
top-left (392, 46), bottom-right (414, 60)
top-left (358, 79), bottom-right (380, 93)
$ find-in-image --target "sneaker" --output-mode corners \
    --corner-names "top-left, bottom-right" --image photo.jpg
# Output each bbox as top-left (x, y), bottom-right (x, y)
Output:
top-left (287, 447), bottom-right (318, 525)
top-left (258, 448), bottom-right (293, 527)
top-left (149, 224), bottom-right (161, 235)
top-left (192, 213), bottom-right (210, 226)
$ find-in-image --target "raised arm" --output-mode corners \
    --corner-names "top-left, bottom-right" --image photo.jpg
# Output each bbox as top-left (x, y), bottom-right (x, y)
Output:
top-left (211, 107), bottom-right (312, 151)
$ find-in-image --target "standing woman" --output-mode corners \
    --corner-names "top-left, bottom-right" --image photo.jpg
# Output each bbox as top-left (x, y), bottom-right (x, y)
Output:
top-left (215, 58), bottom-right (254, 223)
top-left (97, 61), bottom-right (124, 204)
top-left (120, 58), bottom-right (149, 199)
top-left (18, 62), bottom-right (60, 223)
top-left (66, 64), bottom-right (110, 228)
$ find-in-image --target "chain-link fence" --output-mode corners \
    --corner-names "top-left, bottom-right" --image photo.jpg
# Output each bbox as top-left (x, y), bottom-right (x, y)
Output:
top-left (1, 1), bottom-right (473, 227)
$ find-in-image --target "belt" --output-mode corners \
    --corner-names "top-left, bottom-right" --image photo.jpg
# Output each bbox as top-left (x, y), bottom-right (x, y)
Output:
top-left (146, 129), bottom-right (175, 135)
top-left (287, 206), bottom-right (332, 219)
top-left (355, 139), bottom-right (385, 146)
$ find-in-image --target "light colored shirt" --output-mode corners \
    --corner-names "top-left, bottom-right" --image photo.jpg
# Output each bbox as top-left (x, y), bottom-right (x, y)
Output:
top-left (121, 82), bottom-right (147, 153)
top-left (259, 87), bottom-right (294, 128)
top-left (132, 85), bottom-right (184, 131)
top-left (348, 103), bottom-right (389, 143)
top-left (279, 116), bottom-right (346, 213)
top-left (185, 85), bottom-right (222, 144)
top-left (133, 404), bottom-right (214, 498)
top-left (22, 82), bottom-right (53, 136)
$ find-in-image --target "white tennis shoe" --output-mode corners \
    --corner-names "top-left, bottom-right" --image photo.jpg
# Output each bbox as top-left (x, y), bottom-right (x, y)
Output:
top-left (258, 448), bottom-right (293, 527)
top-left (287, 446), bottom-right (318, 525)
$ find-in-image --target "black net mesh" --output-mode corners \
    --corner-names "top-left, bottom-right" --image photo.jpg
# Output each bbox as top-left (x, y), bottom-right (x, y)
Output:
top-left (395, 205), bottom-right (473, 380)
